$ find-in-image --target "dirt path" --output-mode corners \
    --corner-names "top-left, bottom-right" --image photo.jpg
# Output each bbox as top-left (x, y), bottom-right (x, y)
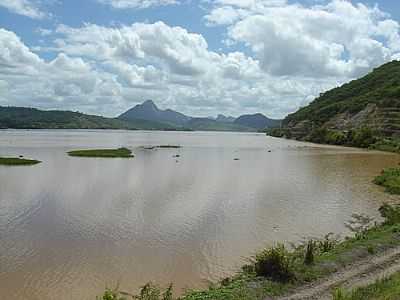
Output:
top-left (273, 246), bottom-right (400, 300)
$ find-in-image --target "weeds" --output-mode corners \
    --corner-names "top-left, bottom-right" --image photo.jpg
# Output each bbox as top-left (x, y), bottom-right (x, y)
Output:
top-left (253, 244), bottom-right (295, 282)
top-left (304, 240), bottom-right (315, 265)
top-left (379, 203), bottom-right (400, 225)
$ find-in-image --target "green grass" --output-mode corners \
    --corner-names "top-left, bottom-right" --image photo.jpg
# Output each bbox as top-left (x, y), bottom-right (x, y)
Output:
top-left (68, 147), bottom-right (134, 158)
top-left (374, 168), bottom-right (400, 194)
top-left (370, 138), bottom-right (400, 153)
top-left (0, 157), bottom-right (41, 165)
top-left (333, 272), bottom-right (400, 300)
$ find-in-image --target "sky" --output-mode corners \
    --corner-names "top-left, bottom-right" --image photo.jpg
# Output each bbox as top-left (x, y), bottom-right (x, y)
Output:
top-left (0, 0), bottom-right (399, 118)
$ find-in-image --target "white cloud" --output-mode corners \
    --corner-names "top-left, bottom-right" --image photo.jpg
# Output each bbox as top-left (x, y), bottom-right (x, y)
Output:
top-left (1, 23), bottom-right (337, 118)
top-left (0, 0), bottom-right (46, 19)
top-left (1, 0), bottom-right (400, 119)
top-left (206, 0), bottom-right (400, 77)
top-left (96, 0), bottom-right (178, 9)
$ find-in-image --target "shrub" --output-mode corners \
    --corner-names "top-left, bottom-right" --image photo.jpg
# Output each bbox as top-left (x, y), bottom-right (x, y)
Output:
top-left (367, 246), bottom-right (375, 254)
top-left (317, 233), bottom-right (339, 253)
top-left (374, 168), bottom-right (400, 195)
top-left (253, 244), bottom-right (295, 283)
top-left (100, 289), bottom-right (126, 300)
top-left (308, 127), bottom-right (328, 143)
top-left (99, 283), bottom-right (174, 300)
top-left (348, 127), bottom-right (377, 148)
top-left (379, 203), bottom-right (400, 225)
top-left (304, 240), bottom-right (315, 265)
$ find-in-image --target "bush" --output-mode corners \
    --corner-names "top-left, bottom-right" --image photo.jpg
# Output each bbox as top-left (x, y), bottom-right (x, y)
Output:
top-left (379, 203), bottom-right (400, 225)
top-left (348, 127), bottom-right (377, 148)
top-left (304, 240), bottom-right (315, 265)
top-left (253, 244), bottom-right (295, 283)
top-left (99, 283), bottom-right (174, 300)
top-left (374, 168), bottom-right (400, 195)
top-left (100, 289), bottom-right (126, 300)
top-left (317, 233), bottom-right (339, 253)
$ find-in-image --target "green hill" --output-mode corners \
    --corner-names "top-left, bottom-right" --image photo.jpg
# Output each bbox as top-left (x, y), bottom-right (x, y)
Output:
top-left (0, 106), bottom-right (176, 130)
top-left (271, 60), bottom-right (400, 150)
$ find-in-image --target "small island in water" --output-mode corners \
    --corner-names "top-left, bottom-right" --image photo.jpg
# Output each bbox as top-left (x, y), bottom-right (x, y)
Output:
top-left (0, 157), bottom-right (41, 166)
top-left (67, 147), bottom-right (134, 158)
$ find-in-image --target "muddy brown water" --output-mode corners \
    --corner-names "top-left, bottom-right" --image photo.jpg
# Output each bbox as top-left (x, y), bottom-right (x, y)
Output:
top-left (0, 130), bottom-right (399, 300)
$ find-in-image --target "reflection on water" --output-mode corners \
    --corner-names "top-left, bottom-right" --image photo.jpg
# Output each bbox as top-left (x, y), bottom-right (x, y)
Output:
top-left (0, 130), bottom-right (399, 300)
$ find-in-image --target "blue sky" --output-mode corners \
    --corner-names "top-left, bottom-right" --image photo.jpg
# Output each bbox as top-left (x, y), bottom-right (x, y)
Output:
top-left (0, 0), bottom-right (399, 118)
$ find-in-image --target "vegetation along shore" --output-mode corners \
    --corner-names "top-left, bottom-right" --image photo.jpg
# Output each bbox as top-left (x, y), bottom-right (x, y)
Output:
top-left (267, 61), bottom-right (400, 154)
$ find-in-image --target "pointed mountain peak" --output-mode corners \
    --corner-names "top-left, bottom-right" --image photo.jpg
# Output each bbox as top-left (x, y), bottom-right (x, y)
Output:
top-left (141, 100), bottom-right (158, 109)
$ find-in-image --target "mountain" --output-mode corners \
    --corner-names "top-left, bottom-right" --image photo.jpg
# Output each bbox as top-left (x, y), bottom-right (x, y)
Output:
top-left (271, 60), bottom-right (400, 147)
top-left (216, 114), bottom-right (235, 123)
top-left (118, 100), bottom-right (190, 126)
top-left (0, 106), bottom-right (176, 130)
top-left (187, 118), bottom-right (253, 131)
top-left (234, 113), bottom-right (282, 130)
top-left (0, 101), bottom-right (278, 132)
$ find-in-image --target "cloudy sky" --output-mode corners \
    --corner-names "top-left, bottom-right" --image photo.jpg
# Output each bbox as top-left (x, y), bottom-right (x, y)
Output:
top-left (0, 0), bottom-right (399, 118)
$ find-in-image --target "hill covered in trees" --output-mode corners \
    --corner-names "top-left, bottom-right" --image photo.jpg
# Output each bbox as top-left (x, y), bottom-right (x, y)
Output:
top-left (0, 106), bottom-right (175, 130)
top-left (270, 60), bottom-right (400, 150)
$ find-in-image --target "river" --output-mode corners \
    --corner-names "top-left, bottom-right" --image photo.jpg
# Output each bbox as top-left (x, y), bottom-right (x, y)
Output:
top-left (0, 130), bottom-right (398, 299)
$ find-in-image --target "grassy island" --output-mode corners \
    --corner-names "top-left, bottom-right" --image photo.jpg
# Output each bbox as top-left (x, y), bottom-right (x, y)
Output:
top-left (68, 147), bottom-right (133, 158)
top-left (0, 157), bottom-right (41, 166)
top-left (141, 145), bottom-right (182, 150)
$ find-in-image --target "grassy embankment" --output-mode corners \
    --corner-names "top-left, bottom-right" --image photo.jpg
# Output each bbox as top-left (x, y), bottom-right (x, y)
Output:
top-left (333, 272), bottom-right (400, 300)
top-left (99, 200), bottom-right (400, 300)
top-left (0, 157), bottom-right (41, 165)
top-left (67, 147), bottom-right (134, 158)
top-left (331, 169), bottom-right (400, 300)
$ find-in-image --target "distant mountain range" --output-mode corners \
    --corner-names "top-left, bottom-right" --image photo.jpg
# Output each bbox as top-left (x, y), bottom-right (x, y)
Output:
top-left (117, 100), bottom-right (281, 131)
top-left (0, 101), bottom-right (281, 132)
top-left (234, 113), bottom-right (282, 129)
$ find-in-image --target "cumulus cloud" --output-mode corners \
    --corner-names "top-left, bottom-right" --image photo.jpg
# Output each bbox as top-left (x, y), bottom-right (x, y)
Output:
top-left (0, 22), bottom-right (336, 118)
top-left (1, 0), bottom-right (400, 118)
top-left (96, 0), bottom-right (179, 9)
top-left (205, 0), bottom-right (400, 77)
top-left (0, 28), bottom-right (125, 116)
top-left (0, 0), bottom-right (46, 19)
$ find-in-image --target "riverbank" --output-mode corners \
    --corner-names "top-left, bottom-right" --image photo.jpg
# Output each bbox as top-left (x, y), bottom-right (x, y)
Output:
top-left (100, 202), bottom-right (400, 300)
top-left (333, 270), bottom-right (400, 300)
top-left (267, 128), bottom-right (400, 154)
